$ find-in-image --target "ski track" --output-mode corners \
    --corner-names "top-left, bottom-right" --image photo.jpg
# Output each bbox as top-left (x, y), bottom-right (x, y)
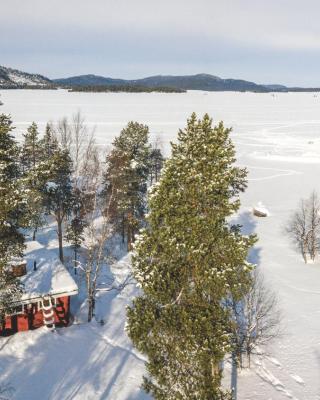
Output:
top-left (254, 358), bottom-right (300, 400)
top-left (244, 165), bottom-right (302, 182)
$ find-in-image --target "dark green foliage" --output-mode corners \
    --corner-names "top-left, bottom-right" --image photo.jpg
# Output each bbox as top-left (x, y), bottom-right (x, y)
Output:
top-left (103, 122), bottom-right (151, 249)
top-left (43, 148), bottom-right (74, 262)
top-left (0, 114), bottom-right (20, 180)
top-left (0, 115), bottom-right (26, 318)
top-left (127, 113), bottom-right (256, 399)
top-left (67, 85), bottom-right (185, 93)
top-left (40, 123), bottom-right (58, 159)
top-left (149, 148), bottom-right (164, 185)
top-left (65, 191), bottom-right (87, 273)
top-left (0, 261), bottom-right (23, 328)
top-left (0, 115), bottom-right (27, 259)
top-left (20, 122), bottom-right (47, 239)
top-left (20, 122), bottom-right (42, 171)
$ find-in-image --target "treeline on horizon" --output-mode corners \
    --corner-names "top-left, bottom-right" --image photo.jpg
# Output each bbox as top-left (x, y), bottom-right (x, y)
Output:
top-left (66, 84), bottom-right (186, 93)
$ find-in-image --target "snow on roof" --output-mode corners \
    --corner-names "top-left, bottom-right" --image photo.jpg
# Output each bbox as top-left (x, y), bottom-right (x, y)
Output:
top-left (20, 241), bottom-right (78, 303)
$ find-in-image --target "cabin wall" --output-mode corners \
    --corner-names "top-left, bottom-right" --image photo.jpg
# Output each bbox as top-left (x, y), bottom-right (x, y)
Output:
top-left (0, 296), bottom-right (71, 336)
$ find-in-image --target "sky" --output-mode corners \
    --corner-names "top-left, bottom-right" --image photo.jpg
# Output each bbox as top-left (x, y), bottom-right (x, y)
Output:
top-left (1, 0), bottom-right (320, 86)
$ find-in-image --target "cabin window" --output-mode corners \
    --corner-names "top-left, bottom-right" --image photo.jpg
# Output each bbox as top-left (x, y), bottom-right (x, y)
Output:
top-left (38, 297), bottom-right (57, 310)
top-left (10, 305), bottom-right (24, 315)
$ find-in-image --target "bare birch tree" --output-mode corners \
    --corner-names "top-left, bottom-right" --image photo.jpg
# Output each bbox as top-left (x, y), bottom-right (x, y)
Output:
top-left (231, 269), bottom-right (280, 367)
top-left (286, 191), bottom-right (320, 262)
top-left (74, 139), bottom-right (123, 321)
top-left (228, 268), bottom-right (281, 399)
top-left (54, 111), bottom-right (95, 185)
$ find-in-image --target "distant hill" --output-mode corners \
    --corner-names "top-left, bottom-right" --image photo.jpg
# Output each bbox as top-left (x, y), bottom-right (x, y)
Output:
top-left (53, 74), bottom-right (127, 87)
top-left (1, 65), bottom-right (320, 93)
top-left (0, 66), bottom-right (52, 88)
top-left (54, 73), bottom-right (272, 92)
top-left (263, 84), bottom-right (288, 91)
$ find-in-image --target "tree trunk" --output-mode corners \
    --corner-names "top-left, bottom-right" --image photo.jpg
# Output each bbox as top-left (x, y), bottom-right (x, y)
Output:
top-left (127, 225), bottom-right (132, 252)
top-left (302, 240), bottom-right (308, 263)
top-left (88, 296), bottom-right (93, 322)
top-left (74, 248), bottom-right (77, 275)
top-left (122, 215), bottom-right (125, 244)
top-left (32, 227), bottom-right (37, 241)
top-left (231, 351), bottom-right (238, 400)
top-left (87, 292), bottom-right (95, 322)
top-left (57, 216), bottom-right (64, 263)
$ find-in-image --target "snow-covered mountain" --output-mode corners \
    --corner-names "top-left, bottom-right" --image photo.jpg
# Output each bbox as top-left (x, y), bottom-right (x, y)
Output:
top-left (0, 65), bottom-right (52, 88)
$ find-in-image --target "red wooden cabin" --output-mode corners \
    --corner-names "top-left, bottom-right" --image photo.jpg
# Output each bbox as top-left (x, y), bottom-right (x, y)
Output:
top-left (1, 249), bottom-right (78, 336)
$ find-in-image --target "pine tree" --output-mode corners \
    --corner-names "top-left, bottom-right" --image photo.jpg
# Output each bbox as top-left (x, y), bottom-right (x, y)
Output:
top-left (43, 147), bottom-right (74, 262)
top-left (103, 122), bottom-right (151, 249)
top-left (127, 114), bottom-right (256, 400)
top-left (20, 122), bottom-right (42, 172)
top-left (149, 148), bottom-right (164, 185)
top-left (40, 123), bottom-right (58, 160)
top-left (65, 191), bottom-right (87, 274)
top-left (0, 115), bottom-right (26, 324)
top-left (0, 115), bottom-right (27, 259)
top-left (21, 122), bottom-right (47, 240)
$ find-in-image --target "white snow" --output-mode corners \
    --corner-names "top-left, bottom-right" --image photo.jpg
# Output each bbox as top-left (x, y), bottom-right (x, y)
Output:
top-left (0, 90), bottom-right (320, 399)
top-left (46, 181), bottom-right (58, 190)
top-left (20, 241), bottom-right (78, 302)
top-left (5, 72), bottom-right (48, 87)
top-left (253, 201), bottom-right (270, 216)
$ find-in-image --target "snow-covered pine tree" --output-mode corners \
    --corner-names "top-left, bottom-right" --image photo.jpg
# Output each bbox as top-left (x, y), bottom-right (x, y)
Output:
top-left (127, 113), bottom-right (256, 400)
top-left (43, 147), bottom-right (74, 262)
top-left (149, 147), bottom-right (164, 185)
top-left (103, 122), bottom-right (151, 250)
top-left (0, 115), bottom-right (27, 324)
top-left (20, 122), bottom-right (42, 172)
top-left (65, 192), bottom-right (87, 274)
top-left (20, 122), bottom-right (47, 240)
top-left (40, 123), bottom-right (58, 159)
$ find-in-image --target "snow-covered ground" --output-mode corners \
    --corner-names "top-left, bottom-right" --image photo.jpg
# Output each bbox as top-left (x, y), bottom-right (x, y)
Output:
top-left (1, 89), bottom-right (320, 399)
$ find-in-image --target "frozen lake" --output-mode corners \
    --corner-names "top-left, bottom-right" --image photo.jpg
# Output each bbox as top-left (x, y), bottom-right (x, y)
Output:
top-left (2, 89), bottom-right (320, 161)
top-left (1, 89), bottom-right (320, 399)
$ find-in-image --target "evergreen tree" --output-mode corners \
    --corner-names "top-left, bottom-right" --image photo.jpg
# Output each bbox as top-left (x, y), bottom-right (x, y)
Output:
top-left (149, 148), bottom-right (164, 185)
top-left (103, 122), bottom-right (151, 249)
top-left (43, 147), bottom-right (74, 262)
top-left (20, 122), bottom-right (41, 172)
top-left (22, 166), bottom-right (46, 241)
top-left (0, 115), bottom-right (26, 323)
top-left (65, 190), bottom-right (87, 274)
top-left (21, 122), bottom-right (47, 240)
top-left (0, 114), bottom-right (27, 259)
top-left (40, 123), bottom-right (58, 160)
top-left (127, 114), bottom-right (256, 400)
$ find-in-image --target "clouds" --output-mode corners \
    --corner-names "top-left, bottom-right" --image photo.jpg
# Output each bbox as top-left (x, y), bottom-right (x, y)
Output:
top-left (1, 0), bottom-right (320, 85)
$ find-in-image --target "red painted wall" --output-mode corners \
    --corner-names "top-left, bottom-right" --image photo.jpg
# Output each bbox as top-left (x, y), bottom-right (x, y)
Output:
top-left (0, 296), bottom-right (71, 336)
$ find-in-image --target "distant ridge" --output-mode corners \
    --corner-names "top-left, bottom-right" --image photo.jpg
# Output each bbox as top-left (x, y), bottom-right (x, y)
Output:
top-left (53, 73), bottom-right (271, 92)
top-left (1, 65), bottom-right (320, 92)
top-left (0, 65), bottom-right (52, 88)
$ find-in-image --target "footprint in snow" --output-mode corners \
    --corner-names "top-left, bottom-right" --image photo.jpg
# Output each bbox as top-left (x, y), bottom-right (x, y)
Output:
top-left (266, 356), bottom-right (282, 368)
top-left (290, 374), bottom-right (305, 385)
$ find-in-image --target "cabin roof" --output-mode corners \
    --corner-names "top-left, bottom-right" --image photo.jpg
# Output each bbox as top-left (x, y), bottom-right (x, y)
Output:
top-left (20, 241), bottom-right (78, 303)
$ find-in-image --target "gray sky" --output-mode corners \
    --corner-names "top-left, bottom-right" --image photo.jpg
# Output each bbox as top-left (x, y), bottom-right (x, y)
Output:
top-left (1, 0), bottom-right (320, 86)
